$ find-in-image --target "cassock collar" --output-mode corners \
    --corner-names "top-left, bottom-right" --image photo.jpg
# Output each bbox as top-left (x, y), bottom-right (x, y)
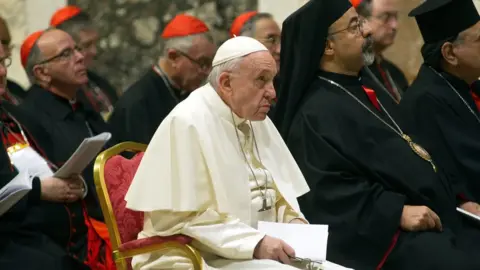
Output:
top-left (318, 70), bottom-right (363, 89)
top-left (203, 83), bottom-right (245, 126)
top-left (27, 84), bottom-right (81, 120)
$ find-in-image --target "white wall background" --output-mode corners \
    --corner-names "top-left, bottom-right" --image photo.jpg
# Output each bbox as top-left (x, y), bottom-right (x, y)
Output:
top-left (258, 0), bottom-right (308, 26)
top-left (0, 0), bottom-right (66, 88)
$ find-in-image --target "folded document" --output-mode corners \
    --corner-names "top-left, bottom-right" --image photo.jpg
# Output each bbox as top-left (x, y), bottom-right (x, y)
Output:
top-left (258, 221), bottom-right (353, 270)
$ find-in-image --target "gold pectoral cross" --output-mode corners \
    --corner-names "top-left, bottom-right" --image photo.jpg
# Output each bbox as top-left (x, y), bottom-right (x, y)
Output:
top-left (402, 134), bottom-right (437, 172)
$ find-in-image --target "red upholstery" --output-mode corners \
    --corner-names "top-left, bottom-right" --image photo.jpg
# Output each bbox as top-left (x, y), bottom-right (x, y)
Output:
top-left (104, 153), bottom-right (145, 243)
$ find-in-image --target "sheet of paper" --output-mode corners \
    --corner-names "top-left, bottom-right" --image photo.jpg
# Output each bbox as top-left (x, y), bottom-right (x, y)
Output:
top-left (0, 170), bottom-right (33, 216)
top-left (457, 207), bottom-right (480, 222)
top-left (9, 146), bottom-right (53, 180)
top-left (322, 260), bottom-right (355, 270)
top-left (54, 132), bottom-right (111, 179)
top-left (258, 221), bottom-right (329, 261)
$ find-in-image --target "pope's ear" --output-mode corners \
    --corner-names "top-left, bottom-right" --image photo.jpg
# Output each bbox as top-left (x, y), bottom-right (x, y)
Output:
top-left (218, 71), bottom-right (233, 93)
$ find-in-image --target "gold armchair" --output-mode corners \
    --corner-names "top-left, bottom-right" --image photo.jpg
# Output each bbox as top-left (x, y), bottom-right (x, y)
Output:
top-left (93, 142), bottom-right (203, 270)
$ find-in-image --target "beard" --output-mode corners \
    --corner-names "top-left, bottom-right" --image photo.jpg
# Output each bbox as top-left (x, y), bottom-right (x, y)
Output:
top-left (362, 35), bottom-right (375, 66)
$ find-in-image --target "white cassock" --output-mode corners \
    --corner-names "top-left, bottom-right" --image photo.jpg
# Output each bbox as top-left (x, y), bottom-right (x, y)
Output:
top-left (125, 82), bottom-right (315, 269)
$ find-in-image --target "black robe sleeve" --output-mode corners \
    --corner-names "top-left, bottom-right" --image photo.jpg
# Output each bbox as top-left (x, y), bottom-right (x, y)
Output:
top-left (412, 93), bottom-right (479, 202)
top-left (288, 112), bottom-right (405, 268)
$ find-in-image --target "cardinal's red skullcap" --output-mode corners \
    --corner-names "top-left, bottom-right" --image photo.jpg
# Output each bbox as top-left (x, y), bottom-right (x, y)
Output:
top-left (161, 14), bottom-right (209, 38)
top-left (230, 11), bottom-right (258, 37)
top-left (350, 0), bottom-right (363, 8)
top-left (20, 30), bottom-right (44, 68)
top-left (50, 6), bottom-right (83, 27)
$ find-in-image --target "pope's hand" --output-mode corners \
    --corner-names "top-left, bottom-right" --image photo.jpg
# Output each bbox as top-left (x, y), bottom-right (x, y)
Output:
top-left (400, 205), bottom-right (442, 232)
top-left (253, 235), bottom-right (295, 265)
top-left (40, 176), bottom-right (84, 203)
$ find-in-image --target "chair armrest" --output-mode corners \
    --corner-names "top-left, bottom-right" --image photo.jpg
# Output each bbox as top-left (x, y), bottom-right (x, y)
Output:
top-left (116, 235), bottom-right (203, 270)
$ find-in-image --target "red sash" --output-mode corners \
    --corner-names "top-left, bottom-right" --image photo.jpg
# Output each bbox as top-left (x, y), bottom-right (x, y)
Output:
top-left (82, 202), bottom-right (116, 269)
top-left (362, 86), bottom-right (381, 111)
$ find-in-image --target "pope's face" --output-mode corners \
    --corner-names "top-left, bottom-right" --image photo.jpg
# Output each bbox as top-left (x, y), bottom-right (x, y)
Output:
top-left (228, 51), bottom-right (277, 121)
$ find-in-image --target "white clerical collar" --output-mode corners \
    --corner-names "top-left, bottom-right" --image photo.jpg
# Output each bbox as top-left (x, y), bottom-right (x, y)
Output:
top-left (203, 83), bottom-right (246, 126)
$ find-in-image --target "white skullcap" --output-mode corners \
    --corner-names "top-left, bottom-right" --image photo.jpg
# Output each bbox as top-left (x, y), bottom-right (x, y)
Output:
top-left (212, 36), bottom-right (268, 67)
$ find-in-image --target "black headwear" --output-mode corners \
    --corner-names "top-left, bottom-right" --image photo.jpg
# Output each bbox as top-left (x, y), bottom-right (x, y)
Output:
top-left (272, 0), bottom-right (352, 138)
top-left (409, 0), bottom-right (480, 43)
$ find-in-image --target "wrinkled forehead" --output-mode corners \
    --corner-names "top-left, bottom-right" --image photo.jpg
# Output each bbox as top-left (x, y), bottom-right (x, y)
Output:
top-left (241, 51), bottom-right (277, 74)
top-left (255, 18), bottom-right (281, 35)
top-left (38, 30), bottom-right (75, 58)
top-left (372, 0), bottom-right (399, 13)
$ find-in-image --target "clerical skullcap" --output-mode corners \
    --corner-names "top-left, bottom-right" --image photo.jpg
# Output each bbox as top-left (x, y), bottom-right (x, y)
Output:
top-left (212, 36), bottom-right (268, 67)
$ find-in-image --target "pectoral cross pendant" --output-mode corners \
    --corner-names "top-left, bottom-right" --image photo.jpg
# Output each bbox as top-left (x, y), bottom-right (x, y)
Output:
top-left (259, 197), bottom-right (272, 212)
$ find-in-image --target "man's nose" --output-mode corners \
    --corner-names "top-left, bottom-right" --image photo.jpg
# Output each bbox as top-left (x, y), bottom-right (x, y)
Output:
top-left (361, 19), bottom-right (373, 37)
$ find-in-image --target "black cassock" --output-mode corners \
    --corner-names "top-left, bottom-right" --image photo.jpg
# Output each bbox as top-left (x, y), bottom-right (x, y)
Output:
top-left (108, 68), bottom-right (187, 145)
top-left (286, 70), bottom-right (480, 270)
top-left (400, 65), bottom-right (480, 202)
top-left (12, 84), bottom-right (109, 267)
top-left (0, 102), bottom-right (88, 269)
top-left (360, 57), bottom-right (408, 119)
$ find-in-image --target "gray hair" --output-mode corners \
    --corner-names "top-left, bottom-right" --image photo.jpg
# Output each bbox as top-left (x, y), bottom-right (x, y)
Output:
top-left (356, 0), bottom-right (372, 18)
top-left (208, 56), bottom-right (244, 90)
top-left (162, 32), bottom-right (214, 57)
top-left (25, 43), bottom-right (43, 83)
top-left (239, 13), bottom-right (274, 37)
top-left (54, 12), bottom-right (94, 42)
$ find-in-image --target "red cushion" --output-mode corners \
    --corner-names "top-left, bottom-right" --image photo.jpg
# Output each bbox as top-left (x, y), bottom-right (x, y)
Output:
top-left (118, 235), bottom-right (192, 252)
top-left (104, 153), bottom-right (145, 243)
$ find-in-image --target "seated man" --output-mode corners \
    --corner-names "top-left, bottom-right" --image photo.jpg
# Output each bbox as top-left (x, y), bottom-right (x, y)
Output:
top-left (274, 0), bottom-right (480, 270)
top-left (0, 39), bottom-right (86, 270)
top-left (11, 29), bottom-right (113, 269)
top-left (109, 14), bottom-right (216, 145)
top-left (125, 37), bottom-right (313, 269)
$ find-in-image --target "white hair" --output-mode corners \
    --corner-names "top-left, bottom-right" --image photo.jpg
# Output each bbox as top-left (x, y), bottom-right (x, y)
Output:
top-left (207, 56), bottom-right (245, 90)
top-left (162, 32), bottom-right (214, 56)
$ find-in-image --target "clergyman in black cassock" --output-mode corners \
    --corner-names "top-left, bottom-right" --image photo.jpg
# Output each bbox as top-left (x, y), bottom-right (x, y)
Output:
top-left (108, 14), bottom-right (216, 145)
top-left (400, 0), bottom-right (480, 203)
top-left (0, 100), bottom-right (89, 270)
top-left (355, 0), bottom-right (408, 118)
top-left (273, 1), bottom-right (480, 270)
top-left (15, 29), bottom-right (114, 269)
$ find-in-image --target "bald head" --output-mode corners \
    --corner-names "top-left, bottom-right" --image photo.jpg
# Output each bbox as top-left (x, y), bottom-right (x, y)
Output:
top-left (28, 29), bottom-right (88, 91)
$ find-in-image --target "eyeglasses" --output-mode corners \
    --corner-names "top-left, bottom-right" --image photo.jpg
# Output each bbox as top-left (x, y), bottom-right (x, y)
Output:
top-left (328, 17), bottom-right (366, 36)
top-left (258, 35), bottom-right (281, 47)
top-left (0, 56), bottom-right (11, 68)
top-left (176, 50), bottom-right (212, 72)
top-left (36, 45), bottom-right (84, 65)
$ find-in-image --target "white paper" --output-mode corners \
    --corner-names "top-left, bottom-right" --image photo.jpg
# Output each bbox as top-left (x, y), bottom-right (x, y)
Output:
top-left (9, 146), bottom-right (53, 180)
top-left (54, 132), bottom-right (111, 179)
top-left (456, 207), bottom-right (480, 222)
top-left (258, 221), bottom-right (329, 261)
top-left (322, 260), bottom-right (355, 270)
top-left (0, 170), bottom-right (33, 216)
